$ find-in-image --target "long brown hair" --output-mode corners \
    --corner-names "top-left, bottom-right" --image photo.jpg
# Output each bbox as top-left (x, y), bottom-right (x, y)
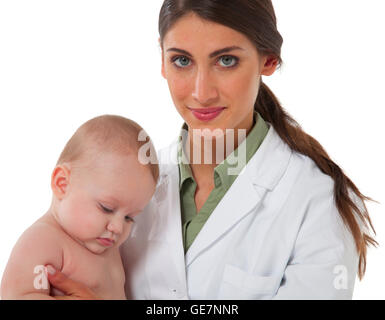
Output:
top-left (158, 0), bottom-right (377, 280)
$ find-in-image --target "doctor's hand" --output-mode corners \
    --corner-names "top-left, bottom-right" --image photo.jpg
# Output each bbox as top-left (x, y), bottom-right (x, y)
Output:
top-left (45, 265), bottom-right (101, 300)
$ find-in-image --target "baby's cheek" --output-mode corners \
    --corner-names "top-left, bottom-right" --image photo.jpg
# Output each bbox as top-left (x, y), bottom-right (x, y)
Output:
top-left (118, 223), bottom-right (133, 245)
top-left (64, 202), bottom-right (104, 239)
top-left (74, 211), bottom-right (105, 238)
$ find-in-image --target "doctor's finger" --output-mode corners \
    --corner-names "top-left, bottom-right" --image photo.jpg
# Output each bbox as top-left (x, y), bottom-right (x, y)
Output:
top-left (45, 265), bottom-right (100, 300)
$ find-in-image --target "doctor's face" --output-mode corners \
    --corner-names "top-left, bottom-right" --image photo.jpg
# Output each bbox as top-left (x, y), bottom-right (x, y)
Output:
top-left (160, 12), bottom-right (277, 135)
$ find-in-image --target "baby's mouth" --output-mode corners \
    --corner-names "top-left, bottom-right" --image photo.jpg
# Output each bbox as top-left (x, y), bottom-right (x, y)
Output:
top-left (96, 237), bottom-right (115, 247)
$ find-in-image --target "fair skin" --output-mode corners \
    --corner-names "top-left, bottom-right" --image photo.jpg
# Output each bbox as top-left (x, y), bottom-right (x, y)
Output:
top-left (0, 149), bottom-right (155, 299)
top-left (41, 12), bottom-right (278, 298)
top-left (160, 13), bottom-right (277, 211)
top-left (50, 152), bottom-right (150, 254)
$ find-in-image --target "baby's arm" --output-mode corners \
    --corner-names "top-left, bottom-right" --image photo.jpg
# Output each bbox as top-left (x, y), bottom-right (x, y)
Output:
top-left (1, 223), bottom-right (63, 300)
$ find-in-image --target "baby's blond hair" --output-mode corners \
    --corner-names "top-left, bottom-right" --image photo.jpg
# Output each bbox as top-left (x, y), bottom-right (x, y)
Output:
top-left (56, 115), bottom-right (159, 183)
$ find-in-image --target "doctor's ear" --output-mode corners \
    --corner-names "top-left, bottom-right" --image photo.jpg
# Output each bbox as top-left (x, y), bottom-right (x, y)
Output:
top-left (51, 164), bottom-right (71, 200)
top-left (260, 54), bottom-right (279, 77)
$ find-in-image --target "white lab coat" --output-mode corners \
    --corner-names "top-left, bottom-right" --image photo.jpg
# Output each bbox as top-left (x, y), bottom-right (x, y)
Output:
top-left (120, 124), bottom-right (359, 300)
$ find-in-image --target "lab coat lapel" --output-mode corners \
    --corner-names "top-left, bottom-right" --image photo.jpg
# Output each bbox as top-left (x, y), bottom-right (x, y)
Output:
top-left (185, 162), bottom-right (264, 267)
top-left (152, 140), bottom-right (188, 292)
top-left (185, 125), bottom-right (293, 267)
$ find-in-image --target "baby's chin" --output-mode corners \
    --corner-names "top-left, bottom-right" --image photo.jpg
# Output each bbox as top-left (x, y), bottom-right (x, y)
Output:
top-left (80, 237), bottom-right (128, 254)
top-left (82, 240), bottom-right (112, 255)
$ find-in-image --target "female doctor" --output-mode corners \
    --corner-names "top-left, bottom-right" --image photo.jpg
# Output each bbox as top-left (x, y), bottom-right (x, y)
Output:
top-left (47, 0), bottom-right (377, 299)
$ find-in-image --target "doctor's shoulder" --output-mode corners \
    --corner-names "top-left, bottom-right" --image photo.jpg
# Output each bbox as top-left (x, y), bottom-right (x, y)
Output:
top-left (283, 150), bottom-right (344, 222)
top-left (279, 150), bottom-right (360, 255)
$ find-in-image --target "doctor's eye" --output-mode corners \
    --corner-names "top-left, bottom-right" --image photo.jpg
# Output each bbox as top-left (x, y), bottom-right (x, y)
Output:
top-left (99, 203), bottom-right (114, 213)
top-left (218, 55), bottom-right (239, 68)
top-left (171, 55), bottom-right (191, 68)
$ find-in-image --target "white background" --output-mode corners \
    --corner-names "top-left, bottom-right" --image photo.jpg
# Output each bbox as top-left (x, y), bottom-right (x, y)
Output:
top-left (0, 0), bottom-right (384, 299)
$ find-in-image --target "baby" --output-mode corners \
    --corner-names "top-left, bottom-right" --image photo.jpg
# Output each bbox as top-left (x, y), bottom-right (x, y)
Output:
top-left (1, 115), bottom-right (158, 299)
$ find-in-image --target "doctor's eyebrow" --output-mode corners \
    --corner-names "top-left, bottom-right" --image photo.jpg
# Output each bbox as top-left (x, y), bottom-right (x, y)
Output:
top-left (166, 46), bottom-right (244, 58)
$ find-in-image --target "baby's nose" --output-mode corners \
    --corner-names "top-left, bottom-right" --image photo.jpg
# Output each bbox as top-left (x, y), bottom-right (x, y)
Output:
top-left (107, 219), bottom-right (123, 235)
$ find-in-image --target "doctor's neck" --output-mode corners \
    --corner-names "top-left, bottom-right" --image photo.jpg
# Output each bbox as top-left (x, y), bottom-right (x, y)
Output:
top-left (186, 123), bottom-right (253, 177)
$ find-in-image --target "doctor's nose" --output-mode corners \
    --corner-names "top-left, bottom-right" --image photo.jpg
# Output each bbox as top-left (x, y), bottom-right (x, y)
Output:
top-left (191, 68), bottom-right (219, 105)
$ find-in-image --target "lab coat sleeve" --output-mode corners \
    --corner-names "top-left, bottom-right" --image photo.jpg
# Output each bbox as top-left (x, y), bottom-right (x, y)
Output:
top-left (273, 182), bottom-right (360, 300)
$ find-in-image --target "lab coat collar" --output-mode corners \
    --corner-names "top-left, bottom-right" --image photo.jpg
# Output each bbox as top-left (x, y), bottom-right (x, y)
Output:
top-left (248, 123), bottom-right (293, 190)
top-left (157, 123), bottom-right (292, 191)
top-left (155, 124), bottom-right (293, 267)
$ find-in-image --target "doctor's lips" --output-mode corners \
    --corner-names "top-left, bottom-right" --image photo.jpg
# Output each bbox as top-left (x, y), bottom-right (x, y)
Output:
top-left (97, 237), bottom-right (115, 247)
top-left (188, 106), bottom-right (226, 121)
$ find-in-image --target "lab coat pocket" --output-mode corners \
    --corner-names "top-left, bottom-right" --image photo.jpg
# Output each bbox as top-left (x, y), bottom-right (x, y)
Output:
top-left (218, 264), bottom-right (281, 300)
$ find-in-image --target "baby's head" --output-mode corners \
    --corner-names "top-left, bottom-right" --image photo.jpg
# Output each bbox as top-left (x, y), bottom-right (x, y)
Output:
top-left (50, 115), bottom-right (158, 254)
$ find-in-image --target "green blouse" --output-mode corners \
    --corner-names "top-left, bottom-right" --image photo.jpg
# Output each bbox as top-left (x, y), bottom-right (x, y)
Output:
top-left (177, 112), bottom-right (269, 253)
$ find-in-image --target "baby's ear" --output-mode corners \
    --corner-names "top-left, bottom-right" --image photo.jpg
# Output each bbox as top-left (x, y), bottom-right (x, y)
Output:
top-left (51, 164), bottom-right (71, 200)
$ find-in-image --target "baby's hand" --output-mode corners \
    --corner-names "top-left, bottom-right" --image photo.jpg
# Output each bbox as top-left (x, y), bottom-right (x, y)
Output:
top-left (46, 265), bottom-right (101, 300)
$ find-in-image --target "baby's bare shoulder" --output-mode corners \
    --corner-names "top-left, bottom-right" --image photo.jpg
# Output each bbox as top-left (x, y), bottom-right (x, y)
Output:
top-left (19, 218), bottom-right (65, 250)
top-left (1, 216), bottom-right (64, 299)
